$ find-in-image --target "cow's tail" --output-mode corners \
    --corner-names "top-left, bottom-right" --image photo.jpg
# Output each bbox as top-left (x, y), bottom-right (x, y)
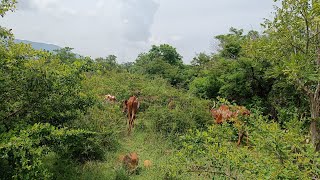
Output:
top-left (136, 99), bottom-right (140, 109)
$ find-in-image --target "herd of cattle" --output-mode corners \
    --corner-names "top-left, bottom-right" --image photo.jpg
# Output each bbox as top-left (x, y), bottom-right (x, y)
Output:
top-left (105, 94), bottom-right (251, 171)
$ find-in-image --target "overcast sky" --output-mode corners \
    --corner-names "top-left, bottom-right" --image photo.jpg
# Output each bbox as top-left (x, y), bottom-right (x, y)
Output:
top-left (0, 0), bottom-right (278, 63)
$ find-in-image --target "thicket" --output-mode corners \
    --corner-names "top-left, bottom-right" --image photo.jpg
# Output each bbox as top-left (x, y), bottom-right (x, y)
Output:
top-left (1, 0), bottom-right (320, 179)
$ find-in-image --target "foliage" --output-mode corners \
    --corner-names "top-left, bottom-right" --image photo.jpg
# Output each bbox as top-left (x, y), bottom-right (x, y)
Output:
top-left (191, 52), bottom-right (211, 67)
top-left (1, 0), bottom-right (320, 179)
top-left (261, 0), bottom-right (320, 148)
top-left (0, 124), bottom-right (53, 180)
top-left (167, 111), bottom-right (320, 179)
top-left (0, 0), bottom-right (16, 39)
top-left (0, 123), bottom-right (115, 179)
top-left (95, 55), bottom-right (120, 73)
top-left (0, 0), bottom-right (16, 17)
top-left (189, 54), bottom-right (274, 110)
top-left (134, 44), bottom-right (187, 86)
top-left (0, 42), bottom-right (94, 132)
top-left (215, 27), bottom-right (244, 59)
top-left (148, 44), bottom-right (183, 66)
top-left (53, 47), bottom-right (78, 63)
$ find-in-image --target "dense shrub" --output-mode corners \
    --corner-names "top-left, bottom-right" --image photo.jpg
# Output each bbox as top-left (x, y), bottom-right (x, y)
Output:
top-left (0, 43), bottom-right (94, 133)
top-left (0, 123), bottom-right (116, 179)
top-left (166, 111), bottom-right (320, 179)
top-left (145, 98), bottom-right (211, 138)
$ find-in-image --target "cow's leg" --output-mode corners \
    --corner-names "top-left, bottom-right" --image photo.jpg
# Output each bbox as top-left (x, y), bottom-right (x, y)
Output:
top-left (127, 112), bottom-right (132, 134)
top-left (131, 112), bottom-right (135, 128)
top-left (129, 112), bottom-right (134, 132)
top-left (237, 131), bottom-right (244, 146)
top-left (127, 111), bottom-right (130, 126)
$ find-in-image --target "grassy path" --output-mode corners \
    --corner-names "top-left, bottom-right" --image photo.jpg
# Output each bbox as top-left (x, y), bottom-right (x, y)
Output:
top-left (78, 118), bottom-right (175, 180)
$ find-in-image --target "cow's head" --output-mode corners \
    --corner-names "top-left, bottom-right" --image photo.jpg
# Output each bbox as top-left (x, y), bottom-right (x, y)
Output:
top-left (130, 152), bottom-right (139, 166)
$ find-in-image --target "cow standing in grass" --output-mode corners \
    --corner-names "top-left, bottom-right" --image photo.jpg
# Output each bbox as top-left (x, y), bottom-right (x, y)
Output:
top-left (122, 96), bottom-right (140, 134)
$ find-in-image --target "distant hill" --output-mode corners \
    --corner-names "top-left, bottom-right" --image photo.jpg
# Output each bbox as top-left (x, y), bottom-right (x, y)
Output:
top-left (14, 39), bottom-right (61, 52)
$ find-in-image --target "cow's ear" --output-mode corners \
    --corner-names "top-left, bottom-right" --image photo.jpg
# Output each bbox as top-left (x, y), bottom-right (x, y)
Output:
top-left (124, 100), bottom-right (128, 105)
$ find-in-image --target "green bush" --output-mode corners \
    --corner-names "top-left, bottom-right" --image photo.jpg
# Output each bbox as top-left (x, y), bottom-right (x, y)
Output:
top-left (146, 99), bottom-right (211, 139)
top-left (167, 112), bottom-right (320, 179)
top-left (0, 123), bottom-right (117, 179)
top-left (53, 128), bottom-right (117, 163)
top-left (0, 42), bottom-right (94, 132)
top-left (0, 123), bottom-right (55, 179)
top-left (146, 107), bottom-right (193, 137)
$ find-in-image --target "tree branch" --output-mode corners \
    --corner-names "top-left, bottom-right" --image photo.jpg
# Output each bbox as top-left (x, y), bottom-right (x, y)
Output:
top-left (295, 77), bottom-right (313, 97)
top-left (283, 34), bottom-right (306, 54)
top-left (300, 9), bottom-right (310, 54)
top-left (315, 82), bottom-right (320, 99)
top-left (4, 107), bottom-right (25, 120)
top-left (290, 42), bottom-right (306, 54)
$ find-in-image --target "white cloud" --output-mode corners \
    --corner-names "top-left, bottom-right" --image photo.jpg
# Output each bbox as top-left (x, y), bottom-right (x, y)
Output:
top-left (3, 0), bottom-right (278, 63)
top-left (18, 0), bottom-right (61, 11)
top-left (120, 0), bottom-right (159, 42)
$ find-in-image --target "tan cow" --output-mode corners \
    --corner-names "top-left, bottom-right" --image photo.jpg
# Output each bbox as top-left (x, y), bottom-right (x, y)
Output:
top-left (105, 94), bottom-right (116, 103)
top-left (143, 160), bottom-right (152, 169)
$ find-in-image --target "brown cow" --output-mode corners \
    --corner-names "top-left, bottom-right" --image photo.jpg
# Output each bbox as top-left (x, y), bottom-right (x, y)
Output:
top-left (120, 152), bottom-right (139, 173)
top-left (210, 104), bottom-right (250, 146)
top-left (122, 96), bottom-right (140, 134)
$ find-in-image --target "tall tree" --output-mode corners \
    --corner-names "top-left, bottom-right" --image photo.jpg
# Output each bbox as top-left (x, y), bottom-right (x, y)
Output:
top-left (264, 0), bottom-right (320, 149)
top-left (135, 44), bottom-right (185, 86)
top-left (148, 44), bottom-right (183, 66)
top-left (95, 55), bottom-right (118, 71)
top-left (215, 27), bottom-right (244, 59)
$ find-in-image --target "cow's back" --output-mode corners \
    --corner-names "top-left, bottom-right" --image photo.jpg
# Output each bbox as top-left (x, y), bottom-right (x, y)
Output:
top-left (127, 96), bottom-right (139, 112)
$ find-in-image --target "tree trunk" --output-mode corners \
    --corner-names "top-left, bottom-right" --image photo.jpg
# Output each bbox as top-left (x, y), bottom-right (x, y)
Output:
top-left (310, 95), bottom-right (320, 151)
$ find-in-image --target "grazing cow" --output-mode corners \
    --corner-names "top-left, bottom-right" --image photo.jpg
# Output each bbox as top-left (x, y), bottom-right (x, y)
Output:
top-left (120, 152), bottom-right (139, 172)
top-left (105, 94), bottom-right (116, 103)
top-left (210, 104), bottom-right (250, 146)
top-left (143, 160), bottom-right (152, 169)
top-left (122, 96), bottom-right (140, 134)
